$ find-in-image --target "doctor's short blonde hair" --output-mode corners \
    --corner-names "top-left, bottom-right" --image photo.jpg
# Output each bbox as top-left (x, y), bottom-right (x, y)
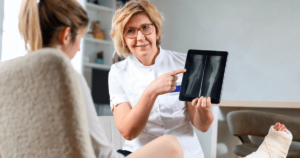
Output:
top-left (110, 0), bottom-right (164, 58)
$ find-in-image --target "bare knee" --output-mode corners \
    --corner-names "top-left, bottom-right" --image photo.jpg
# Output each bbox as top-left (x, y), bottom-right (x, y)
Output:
top-left (161, 135), bottom-right (183, 158)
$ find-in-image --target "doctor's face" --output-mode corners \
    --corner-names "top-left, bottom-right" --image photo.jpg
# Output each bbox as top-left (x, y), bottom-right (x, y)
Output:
top-left (123, 13), bottom-right (158, 60)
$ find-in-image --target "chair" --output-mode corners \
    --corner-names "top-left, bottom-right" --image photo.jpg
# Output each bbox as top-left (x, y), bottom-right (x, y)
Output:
top-left (227, 110), bottom-right (300, 158)
top-left (0, 49), bottom-right (94, 158)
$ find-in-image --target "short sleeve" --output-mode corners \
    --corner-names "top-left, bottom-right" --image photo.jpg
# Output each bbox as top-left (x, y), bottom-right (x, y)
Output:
top-left (108, 65), bottom-right (130, 111)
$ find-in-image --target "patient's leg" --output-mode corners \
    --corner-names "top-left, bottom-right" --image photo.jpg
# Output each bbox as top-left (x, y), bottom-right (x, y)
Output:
top-left (127, 135), bottom-right (184, 158)
top-left (245, 123), bottom-right (293, 158)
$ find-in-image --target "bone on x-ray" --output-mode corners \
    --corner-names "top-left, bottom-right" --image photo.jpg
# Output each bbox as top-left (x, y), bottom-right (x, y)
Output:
top-left (204, 56), bottom-right (222, 97)
top-left (185, 55), bottom-right (205, 96)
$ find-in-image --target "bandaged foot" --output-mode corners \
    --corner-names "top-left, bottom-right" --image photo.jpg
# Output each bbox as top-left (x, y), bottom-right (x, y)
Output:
top-left (245, 123), bottom-right (293, 158)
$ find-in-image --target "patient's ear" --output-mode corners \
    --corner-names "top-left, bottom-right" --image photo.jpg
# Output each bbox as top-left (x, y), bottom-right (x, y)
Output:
top-left (58, 27), bottom-right (72, 46)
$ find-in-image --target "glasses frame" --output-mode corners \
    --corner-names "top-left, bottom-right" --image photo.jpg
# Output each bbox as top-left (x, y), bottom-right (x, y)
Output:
top-left (123, 23), bottom-right (154, 39)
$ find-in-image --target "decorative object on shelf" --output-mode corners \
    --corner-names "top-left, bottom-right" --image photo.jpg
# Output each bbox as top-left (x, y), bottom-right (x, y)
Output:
top-left (116, 0), bottom-right (129, 9)
top-left (88, 0), bottom-right (109, 7)
top-left (93, 21), bottom-right (105, 40)
top-left (87, 0), bottom-right (98, 4)
top-left (112, 53), bottom-right (125, 64)
top-left (116, 0), bottom-right (123, 9)
top-left (87, 22), bottom-right (94, 36)
top-left (95, 51), bottom-right (104, 64)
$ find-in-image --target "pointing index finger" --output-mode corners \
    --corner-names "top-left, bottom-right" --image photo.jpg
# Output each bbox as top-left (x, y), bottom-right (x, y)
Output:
top-left (169, 69), bottom-right (186, 76)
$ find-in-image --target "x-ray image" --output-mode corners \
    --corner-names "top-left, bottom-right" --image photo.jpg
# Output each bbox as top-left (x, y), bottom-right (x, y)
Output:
top-left (179, 50), bottom-right (228, 104)
top-left (200, 56), bottom-right (222, 98)
top-left (185, 55), bottom-right (205, 97)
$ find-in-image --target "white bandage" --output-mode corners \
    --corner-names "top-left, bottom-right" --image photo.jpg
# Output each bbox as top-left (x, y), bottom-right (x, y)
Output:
top-left (245, 125), bottom-right (293, 158)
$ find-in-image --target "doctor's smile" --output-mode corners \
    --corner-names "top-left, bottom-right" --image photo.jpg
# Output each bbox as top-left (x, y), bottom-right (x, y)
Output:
top-left (135, 43), bottom-right (149, 47)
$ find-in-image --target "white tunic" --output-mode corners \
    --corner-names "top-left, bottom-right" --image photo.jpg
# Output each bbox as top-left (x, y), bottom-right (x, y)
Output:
top-left (108, 47), bottom-right (204, 158)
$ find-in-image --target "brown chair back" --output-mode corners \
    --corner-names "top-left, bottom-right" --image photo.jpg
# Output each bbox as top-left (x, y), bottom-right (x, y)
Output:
top-left (227, 110), bottom-right (300, 142)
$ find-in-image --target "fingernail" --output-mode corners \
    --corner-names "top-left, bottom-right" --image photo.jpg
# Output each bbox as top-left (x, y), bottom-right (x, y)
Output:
top-left (276, 123), bottom-right (279, 126)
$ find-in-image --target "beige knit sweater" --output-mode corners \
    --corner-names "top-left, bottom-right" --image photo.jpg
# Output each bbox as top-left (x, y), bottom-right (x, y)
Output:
top-left (0, 49), bottom-right (94, 158)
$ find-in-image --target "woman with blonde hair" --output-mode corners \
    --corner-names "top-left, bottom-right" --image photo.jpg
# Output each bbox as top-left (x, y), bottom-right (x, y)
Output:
top-left (109, 1), bottom-right (213, 157)
top-left (17, 0), bottom-right (184, 158)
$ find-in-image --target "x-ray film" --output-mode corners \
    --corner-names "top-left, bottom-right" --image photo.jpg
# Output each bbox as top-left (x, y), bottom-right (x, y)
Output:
top-left (179, 50), bottom-right (228, 104)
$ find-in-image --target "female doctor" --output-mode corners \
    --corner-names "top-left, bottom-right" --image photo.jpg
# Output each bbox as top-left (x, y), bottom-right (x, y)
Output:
top-left (109, 0), bottom-right (214, 157)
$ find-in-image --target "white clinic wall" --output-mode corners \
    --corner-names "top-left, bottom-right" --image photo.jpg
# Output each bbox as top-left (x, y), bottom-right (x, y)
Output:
top-left (150, 0), bottom-right (300, 157)
top-left (0, 0), bottom-right (84, 74)
top-left (150, 0), bottom-right (300, 102)
top-left (0, 0), bottom-right (4, 60)
top-left (1, 0), bottom-right (27, 62)
top-left (70, 0), bottom-right (86, 74)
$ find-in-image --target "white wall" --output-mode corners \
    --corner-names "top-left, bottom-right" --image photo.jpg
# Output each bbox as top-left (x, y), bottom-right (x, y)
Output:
top-left (1, 0), bottom-right (27, 62)
top-left (0, 0), bottom-right (4, 60)
top-left (71, 0), bottom-right (86, 74)
top-left (150, 0), bottom-right (300, 157)
top-left (0, 0), bottom-right (84, 74)
top-left (151, 0), bottom-right (300, 102)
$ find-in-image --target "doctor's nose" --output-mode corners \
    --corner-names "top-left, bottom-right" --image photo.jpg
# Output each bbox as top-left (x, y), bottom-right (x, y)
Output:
top-left (136, 30), bottom-right (146, 41)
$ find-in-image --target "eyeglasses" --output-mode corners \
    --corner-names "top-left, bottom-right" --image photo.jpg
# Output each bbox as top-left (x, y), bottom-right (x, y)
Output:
top-left (124, 24), bottom-right (154, 39)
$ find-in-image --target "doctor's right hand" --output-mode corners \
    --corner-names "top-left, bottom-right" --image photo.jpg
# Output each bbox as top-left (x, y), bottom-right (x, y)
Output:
top-left (147, 69), bottom-right (186, 96)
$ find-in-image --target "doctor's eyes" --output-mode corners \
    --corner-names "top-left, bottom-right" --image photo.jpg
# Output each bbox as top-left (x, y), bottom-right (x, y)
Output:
top-left (127, 29), bottom-right (135, 34)
top-left (142, 25), bottom-right (150, 30)
top-left (125, 25), bottom-right (151, 34)
top-left (124, 24), bottom-right (154, 38)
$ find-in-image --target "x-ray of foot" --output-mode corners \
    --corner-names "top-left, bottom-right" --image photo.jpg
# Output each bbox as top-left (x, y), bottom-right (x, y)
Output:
top-left (203, 56), bottom-right (222, 97)
top-left (185, 55), bottom-right (205, 96)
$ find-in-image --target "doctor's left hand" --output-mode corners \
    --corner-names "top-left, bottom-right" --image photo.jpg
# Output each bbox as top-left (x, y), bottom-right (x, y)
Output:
top-left (191, 97), bottom-right (212, 111)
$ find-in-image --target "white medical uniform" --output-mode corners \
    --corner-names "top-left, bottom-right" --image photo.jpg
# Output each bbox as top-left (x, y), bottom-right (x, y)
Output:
top-left (109, 47), bottom-right (204, 158)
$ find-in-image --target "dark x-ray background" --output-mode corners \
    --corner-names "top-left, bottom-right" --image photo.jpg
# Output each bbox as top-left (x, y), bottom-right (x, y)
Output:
top-left (182, 54), bottom-right (226, 103)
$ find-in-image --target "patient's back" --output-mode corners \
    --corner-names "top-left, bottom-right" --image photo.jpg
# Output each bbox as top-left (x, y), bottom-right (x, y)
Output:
top-left (0, 48), bottom-right (94, 158)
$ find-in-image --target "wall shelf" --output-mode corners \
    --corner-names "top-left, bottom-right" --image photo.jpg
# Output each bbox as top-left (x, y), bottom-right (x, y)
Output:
top-left (83, 0), bottom-right (117, 116)
top-left (86, 3), bottom-right (114, 13)
top-left (84, 62), bottom-right (111, 70)
top-left (84, 36), bottom-right (113, 45)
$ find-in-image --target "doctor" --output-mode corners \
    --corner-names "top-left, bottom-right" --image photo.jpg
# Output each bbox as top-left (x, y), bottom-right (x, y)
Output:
top-left (109, 0), bottom-right (214, 157)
